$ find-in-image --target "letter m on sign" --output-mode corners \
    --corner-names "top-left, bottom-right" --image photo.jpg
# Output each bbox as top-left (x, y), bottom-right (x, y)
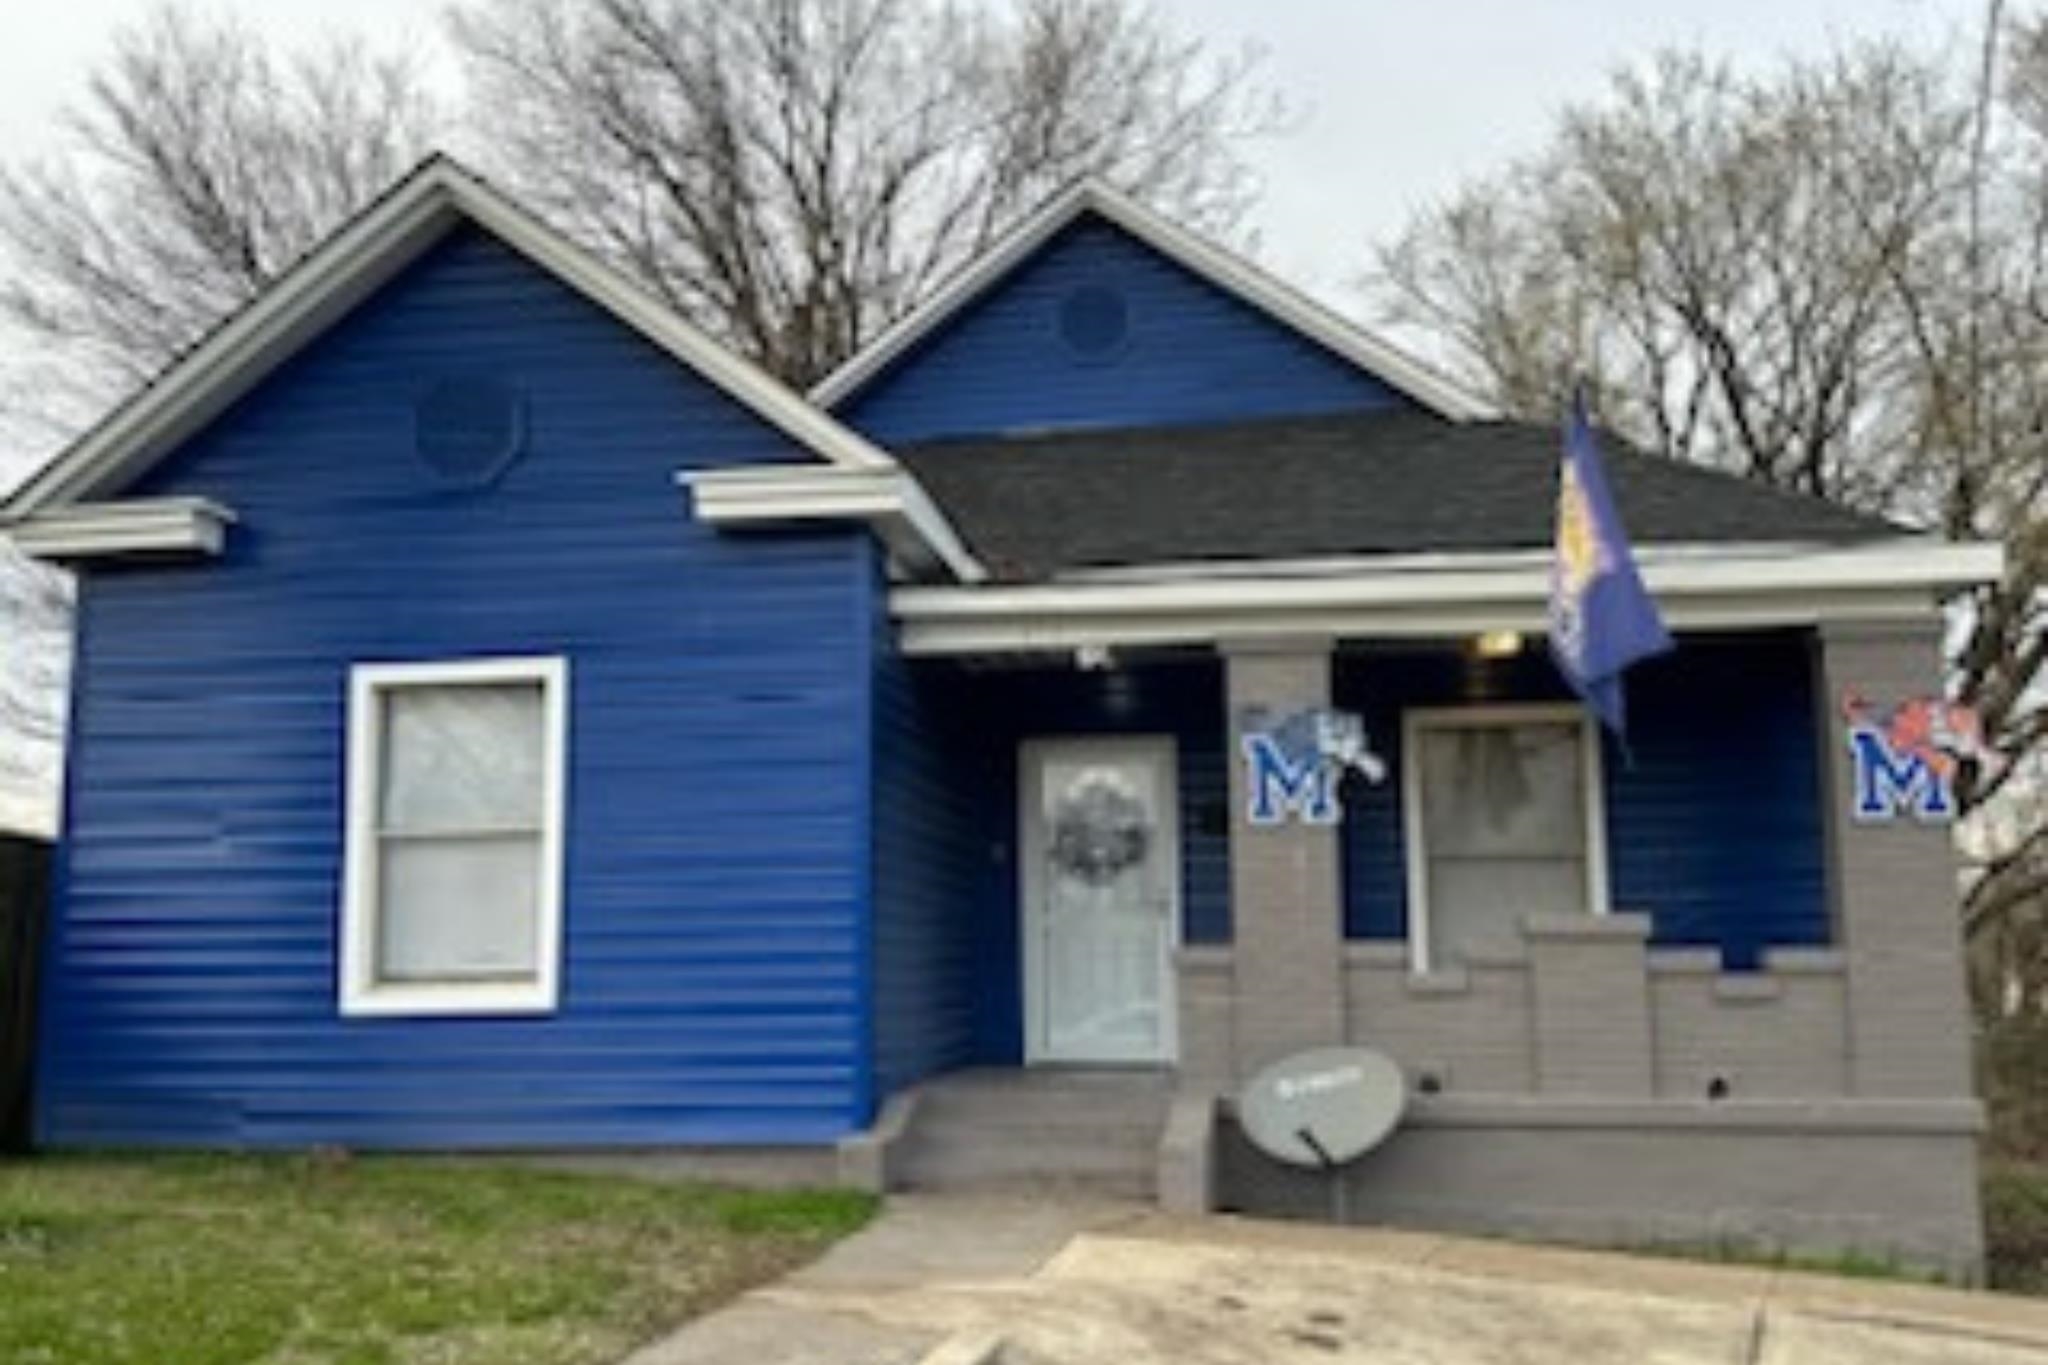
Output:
top-left (1242, 734), bottom-right (1338, 826)
top-left (1847, 726), bottom-right (1955, 823)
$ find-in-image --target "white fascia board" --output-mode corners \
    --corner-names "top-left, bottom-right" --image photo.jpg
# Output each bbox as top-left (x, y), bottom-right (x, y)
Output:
top-left (1055, 538), bottom-right (2005, 591)
top-left (889, 537), bottom-right (2001, 656)
top-left (895, 592), bottom-right (1940, 656)
top-left (3, 156), bottom-right (895, 521)
top-left (810, 179), bottom-right (1490, 422)
top-left (3, 497), bottom-right (235, 560)
top-left (685, 465), bottom-right (987, 584)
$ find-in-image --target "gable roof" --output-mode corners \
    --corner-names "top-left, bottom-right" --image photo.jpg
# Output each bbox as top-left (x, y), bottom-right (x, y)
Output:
top-left (1, 155), bottom-right (901, 520)
top-left (895, 409), bottom-right (1902, 582)
top-left (809, 179), bottom-right (1488, 422)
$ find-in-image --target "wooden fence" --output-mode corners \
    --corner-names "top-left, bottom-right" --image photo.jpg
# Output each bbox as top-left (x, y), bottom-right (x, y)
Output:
top-left (0, 834), bottom-right (50, 1152)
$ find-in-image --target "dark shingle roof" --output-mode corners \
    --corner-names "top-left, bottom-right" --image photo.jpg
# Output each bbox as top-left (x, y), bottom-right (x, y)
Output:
top-left (898, 410), bottom-right (1901, 582)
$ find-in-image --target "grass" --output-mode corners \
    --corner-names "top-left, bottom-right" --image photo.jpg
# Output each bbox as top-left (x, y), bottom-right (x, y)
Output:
top-left (1632, 1237), bottom-right (1954, 1287)
top-left (0, 1152), bottom-right (876, 1365)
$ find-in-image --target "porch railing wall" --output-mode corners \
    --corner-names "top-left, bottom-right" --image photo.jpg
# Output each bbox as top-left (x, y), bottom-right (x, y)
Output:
top-left (1180, 912), bottom-right (1855, 1102)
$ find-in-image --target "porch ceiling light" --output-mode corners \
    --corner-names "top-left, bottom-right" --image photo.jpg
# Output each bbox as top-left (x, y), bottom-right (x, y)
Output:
top-left (1472, 629), bottom-right (1525, 659)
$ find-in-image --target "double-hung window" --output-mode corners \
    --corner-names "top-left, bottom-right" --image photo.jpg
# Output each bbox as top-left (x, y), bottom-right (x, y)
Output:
top-left (1402, 704), bottom-right (1608, 971)
top-left (340, 657), bottom-right (568, 1015)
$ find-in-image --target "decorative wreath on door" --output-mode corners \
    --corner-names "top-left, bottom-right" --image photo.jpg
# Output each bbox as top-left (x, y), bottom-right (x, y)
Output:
top-left (1048, 771), bottom-right (1153, 885)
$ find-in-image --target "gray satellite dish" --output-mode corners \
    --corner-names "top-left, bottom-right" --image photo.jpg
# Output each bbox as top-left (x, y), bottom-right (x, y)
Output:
top-left (1239, 1046), bottom-right (1407, 1171)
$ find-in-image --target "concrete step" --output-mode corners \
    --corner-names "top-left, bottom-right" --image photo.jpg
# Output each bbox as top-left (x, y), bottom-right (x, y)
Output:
top-left (908, 1115), bottom-right (1164, 1156)
top-left (915, 1070), bottom-right (1171, 1124)
top-left (913, 1088), bottom-right (1171, 1129)
top-left (897, 1129), bottom-right (1157, 1197)
top-left (925, 1066), bottom-right (1172, 1093)
top-left (892, 1068), bottom-right (1171, 1197)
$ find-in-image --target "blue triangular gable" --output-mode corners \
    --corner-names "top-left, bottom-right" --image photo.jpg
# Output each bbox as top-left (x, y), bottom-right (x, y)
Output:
top-left (837, 214), bottom-right (1415, 444)
top-left (132, 225), bottom-right (819, 507)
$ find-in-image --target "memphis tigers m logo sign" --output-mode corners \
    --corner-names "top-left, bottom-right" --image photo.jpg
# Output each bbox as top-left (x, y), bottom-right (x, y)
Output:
top-left (1840, 694), bottom-right (2000, 825)
top-left (1846, 725), bottom-right (1955, 823)
top-left (1242, 733), bottom-right (1341, 826)
top-left (1241, 708), bottom-right (1387, 827)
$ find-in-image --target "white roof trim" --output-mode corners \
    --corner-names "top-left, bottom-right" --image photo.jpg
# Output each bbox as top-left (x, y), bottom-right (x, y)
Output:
top-left (1049, 537), bottom-right (1996, 587)
top-left (810, 178), bottom-right (1489, 422)
top-left (4, 497), bottom-right (235, 560)
top-left (686, 465), bottom-right (987, 583)
top-left (889, 537), bottom-right (2000, 656)
top-left (2, 155), bottom-right (901, 516)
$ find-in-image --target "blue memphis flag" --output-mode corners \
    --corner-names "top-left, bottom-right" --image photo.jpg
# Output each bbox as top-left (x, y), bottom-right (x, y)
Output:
top-left (1548, 393), bottom-right (1673, 737)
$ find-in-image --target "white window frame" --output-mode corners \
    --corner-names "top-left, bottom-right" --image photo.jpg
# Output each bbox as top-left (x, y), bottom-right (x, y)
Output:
top-left (1400, 703), bottom-right (1610, 973)
top-left (340, 656), bottom-right (569, 1017)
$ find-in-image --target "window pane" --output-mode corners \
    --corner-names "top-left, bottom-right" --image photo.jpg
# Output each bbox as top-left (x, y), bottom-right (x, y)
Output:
top-left (1428, 857), bottom-right (1587, 961)
top-left (380, 682), bottom-right (544, 831)
top-left (1419, 718), bottom-right (1591, 967)
top-left (1420, 723), bottom-right (1582, 857)
top-left (377, 834), bottom-right (541, 981)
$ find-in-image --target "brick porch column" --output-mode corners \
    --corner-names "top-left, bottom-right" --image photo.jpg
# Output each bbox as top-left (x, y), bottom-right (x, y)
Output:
top-left (1815, 620), bottom-right (1976, 1099)
top-left (1223, 638), bottom-right (1345, 1078)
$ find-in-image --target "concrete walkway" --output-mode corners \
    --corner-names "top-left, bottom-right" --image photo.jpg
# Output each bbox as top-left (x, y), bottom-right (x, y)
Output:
top-left (624, 1197), bottom-right (2048, 1365)
top-left (623, 1196), bottom-right (1137, 1365)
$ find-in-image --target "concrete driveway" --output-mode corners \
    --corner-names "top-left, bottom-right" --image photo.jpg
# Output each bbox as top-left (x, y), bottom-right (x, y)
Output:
top-left (626, 1197), bottom-right (2048, 1365)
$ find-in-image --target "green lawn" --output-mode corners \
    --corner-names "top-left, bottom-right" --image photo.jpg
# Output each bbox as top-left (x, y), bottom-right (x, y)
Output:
top-left (0, 1153), bottom-right (876, 1365)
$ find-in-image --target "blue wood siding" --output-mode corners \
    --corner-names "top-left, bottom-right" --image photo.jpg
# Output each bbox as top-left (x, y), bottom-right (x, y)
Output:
top-left (1336, 632), bottom-right (1829, 969)
top-left (869, 631), bottom-right (986, 1094)
top-left (38, 226), bottom-right (881, 1149)
top-left (838, 217), bottom-right (1410, 443)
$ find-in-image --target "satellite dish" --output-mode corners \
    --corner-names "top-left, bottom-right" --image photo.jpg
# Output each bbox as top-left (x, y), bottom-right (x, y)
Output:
top-left (1239, 1046), bottom-right (1407, 1170)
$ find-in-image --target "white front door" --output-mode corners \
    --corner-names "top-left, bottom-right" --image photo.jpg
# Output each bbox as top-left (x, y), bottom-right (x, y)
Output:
top-left (1021, 737), bottom-right (1179, 1064)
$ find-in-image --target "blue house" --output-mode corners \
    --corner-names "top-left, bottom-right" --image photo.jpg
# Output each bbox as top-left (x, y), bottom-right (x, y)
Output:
top-left (1, 158), bottom-right (2002, 1273)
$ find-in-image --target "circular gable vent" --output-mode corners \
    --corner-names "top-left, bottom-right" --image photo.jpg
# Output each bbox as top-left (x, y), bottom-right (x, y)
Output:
top-left (415, 376), bottom-right (527, 487)
top-left (1057, 283), bottom-right (1130, 359)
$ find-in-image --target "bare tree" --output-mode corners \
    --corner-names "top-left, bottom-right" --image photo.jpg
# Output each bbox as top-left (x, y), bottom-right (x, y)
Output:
top-left (1943, 9), bottom-right (2048, 986)
top-left (448, 0), bottom-right (1282, 386)
top-left (0, 543), bottom-right (69, 836)
top-left (0, 4), bottom-right (440, 836)
top-left (0, 3), bottom-right (441, 433)
top-left (1375, 46), bottom-right (1972, 504)
top-left (1367, 35), bottom-right (2048, 997)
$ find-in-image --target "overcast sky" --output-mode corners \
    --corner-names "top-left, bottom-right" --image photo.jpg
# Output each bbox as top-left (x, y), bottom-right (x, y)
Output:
top-left (0, 0), bottom-right (1987, 307)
